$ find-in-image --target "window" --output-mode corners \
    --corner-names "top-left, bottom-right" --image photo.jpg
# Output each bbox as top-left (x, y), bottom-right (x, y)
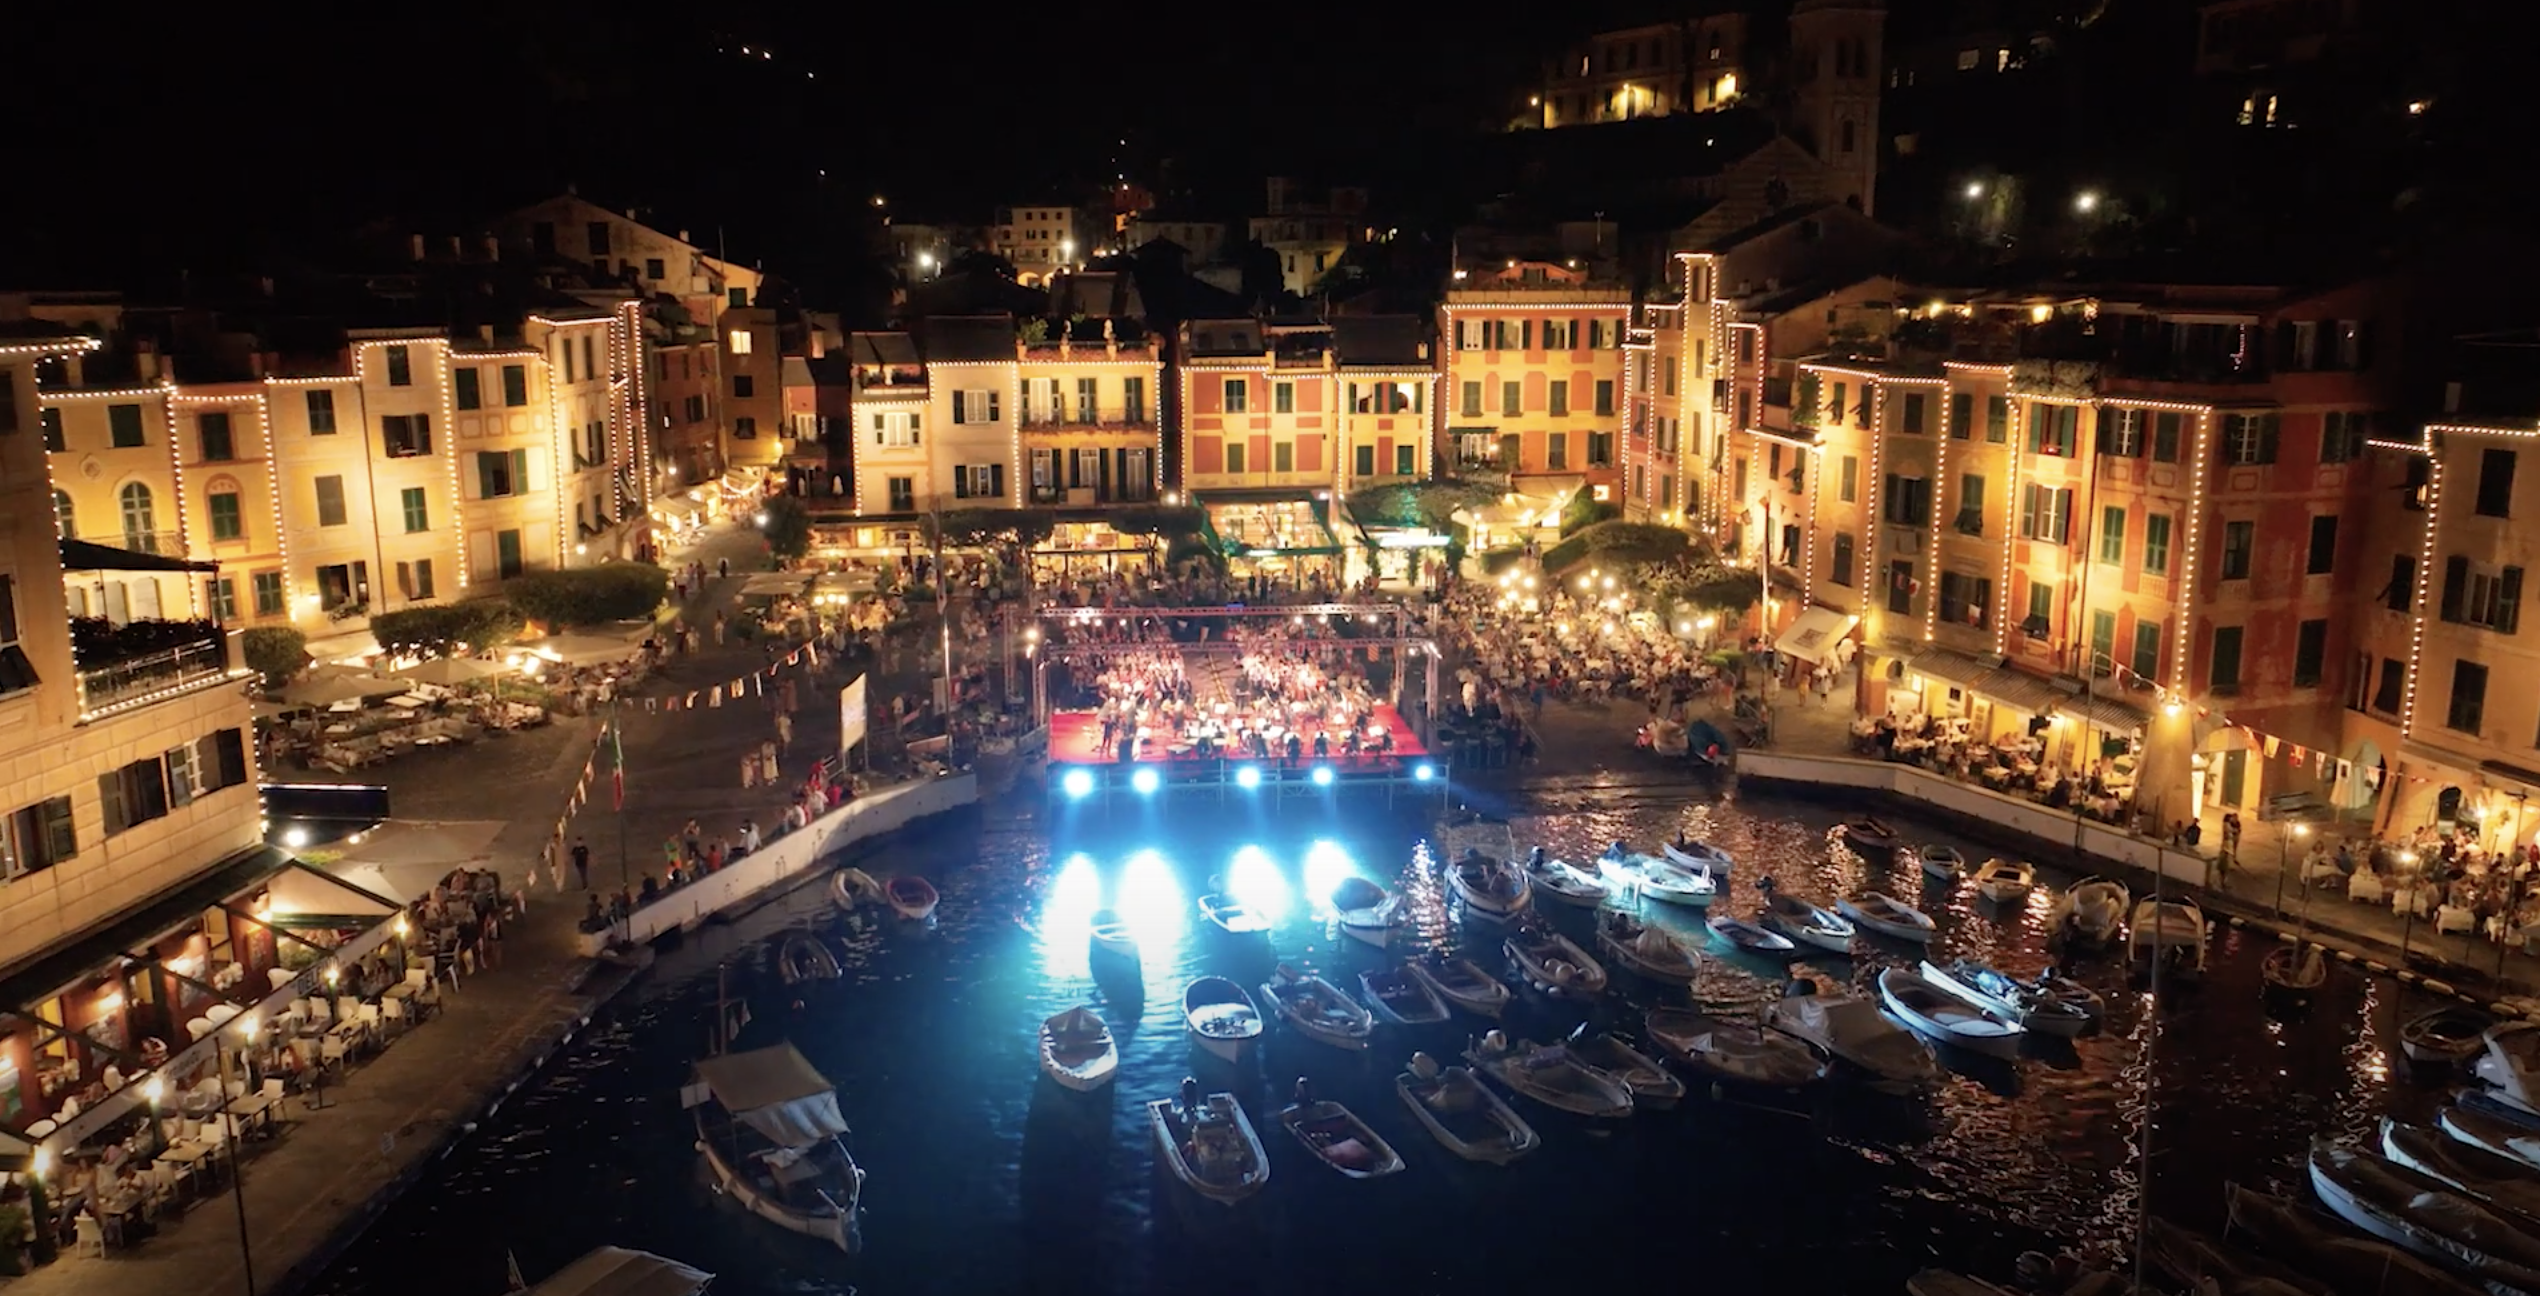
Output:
top-left (1548, 381), bottom-right (1568, 417)
top-left (887, 477), bottom-right (914, 511)
top-left (2221, 412), bottom-right (2280, 465)
top-left (733, 374), bottom-right (755, 399)
top-left (2024, 580), bottom-right (2056, 637)
top-left (727, 329), bottom-right (753, 355)
top-left (199, 411), bottom-right (234, 461)
top-left (1985, 396), bottom-right (2009, 443)
top-left (1949, 392), bottom-right (1972, 440)
top-left (382, 413), bottom-right (432, 457)
top-left (643, 256), bottom-right (666, 280)
top-left (2386, 553), bottom-right (2416, 612)
top-left (208, 491), bottom-right (243, 541)
top-left (683, 395), bottom-right (705, 423)
top-left (314, 474), bottom-right (348, 527)
top-left (2320, 411), bottom-right (2367, 464)
top-left (953, 389), bottom-right (1001, 424)
top-left (2016, 483), bottom-right (2072, 543)
top-left (502, 364), bottom-right (529, 407)
top-left (40, 408), bottom-right (62, 451)
top-left (252, 571), bottom-right (284, 616)
top-left (1124, 377), bottom-right (1147, 422)
top-left (1587, 431), bottom-right (1614, 467)
top-left (1355, 444), bottom-right (1376, 478)
top-left (2131, 621), bottom-right (2161, 682)
top-left (205, 577), bottom-right (238, 623)
top-left (2097, 506), bottom-right (2126, 564)
top-left (1882, 474), bottom-right (1932, 526)
top-left (2306, 515), bottom-right (2337, 574)
top-left (2098, 408), bottom-right (2142, 457)
top-left (2028, 403), bottom-right (2078, 456)
top-left (729, 288), bottom-right (748, 308)
top-left (587, 221), bottom-right (610, 257)
top-left (2090, 611), bottom-right (2116, 672)
top-left (1954, 473), bottom-right (1986, 535)
top-left (871, 412), bottom-right (918, 448)
top-left (2142, 514), bottom-right (2172, 575)
top-left (2210, 625), bottom-right (2244, 692)
top-left (493, 529), bottom-right (524, 579)
top-left (1502, 382), bottom-right (1522, 417)
top-left (119, 482), bottom-right (158, 551)
top-left (384, 345), bottom-right (412, 386)
top-left (1396, 444), bottom-right (1416, 476)
top-left (400, 486), bottom-right (429, 533)
top-left (315, 560), bottom-right (367, 611)
top-left (1266, 380), bottom-right (1292, 416)
top-left (2220, 520), bottom-right (2255, 579)
top-left (1460, 381), bottom-right (1482, 417)
top-left (581, 335), bottom-right (597, 382)
top-left (2152, 411), bottom-right (2183, 463)
top-left (1840, 456), bottom-right (1859, 503)
top-left (1223, 380), bottom-right (1248, 414)
top-left (454, 367), bottom-right (482, 410)
top-left (2293, 618), bottom-right (2328, 686)
top-left (2373, 657), bottom-right (2405, 713)
top-left (1940, 571), bottom-right (1989, 626)
top-left (1898, 392), bottom-right (1926, 435)
top-left (165, 740), bottom-right (199, 808)
top-left (3, 796), bottom-right (76, 877)
top-left (1887, 559), bottom-right (1917, 615)
top-left (2448, 660), bottom-right (2489, 734)
top-left (1225, 442), bottom-right (1247, 474)
top-left (733, 416), bottom-right (758, 439)
top-left (1273, 441), bottom-right (1295, 474)
top-left (109, 402), bottom-right (145, 447)
top-left (2439, 556), bottom-right (2523, 632)
top-left (1077, 378), bottom-right (1098, 422)
top-left (1830, 382), bottom-right (1848, 426)
top-left (476, 449), bottom-right (531, 499)
top-left (2479, 448), bottom-right (2518, 517)
top-left (398, 558), bottom-right (437, 600)
top-left (98, 756), bottom-right (170, 836)
top-left (1547, 433), bottom-right (1569, 471)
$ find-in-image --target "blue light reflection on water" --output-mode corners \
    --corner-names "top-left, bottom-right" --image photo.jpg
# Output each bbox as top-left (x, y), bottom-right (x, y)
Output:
top-left (309, 792), bottom-right (2452, 1296)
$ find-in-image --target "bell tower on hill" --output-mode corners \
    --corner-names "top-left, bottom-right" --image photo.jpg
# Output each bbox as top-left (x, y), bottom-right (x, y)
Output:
top-left (1787, 0), bottom-right (1887, 216)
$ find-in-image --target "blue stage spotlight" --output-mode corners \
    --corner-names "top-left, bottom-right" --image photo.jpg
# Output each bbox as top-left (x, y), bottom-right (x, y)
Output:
top-left (1310, 766), bottom-right (1335, 787)
top-left (1235, 765), bottom-right (1262, 789)
top-left (1131, 767), bottom-right (1162, 795)
top-left (1062, 768), bottom-right (1095, 799)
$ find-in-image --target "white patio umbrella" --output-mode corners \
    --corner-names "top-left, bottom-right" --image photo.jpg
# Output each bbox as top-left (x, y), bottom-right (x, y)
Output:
top-left (391, 657), bottom-right (508, 687)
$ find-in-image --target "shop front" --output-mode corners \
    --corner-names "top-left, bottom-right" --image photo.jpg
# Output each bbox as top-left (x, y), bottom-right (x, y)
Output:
top-left (1899, 648), bottom-right (2064, 747)
top-left (1031, 517), bottom-right (1160, 586)
top-left (1199, 492), bottom-right (1345, 588)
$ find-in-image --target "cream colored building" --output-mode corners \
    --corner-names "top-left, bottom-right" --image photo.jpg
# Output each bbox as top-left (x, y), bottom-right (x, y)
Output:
top-left (490, 194), bottom-right (761, 318)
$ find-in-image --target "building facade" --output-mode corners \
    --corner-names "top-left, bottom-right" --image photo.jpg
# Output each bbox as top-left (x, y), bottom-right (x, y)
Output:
top-left (1531, 14), bottom-right (1751, 129)
top-left (1439, 263), bottom-right (1634, 501)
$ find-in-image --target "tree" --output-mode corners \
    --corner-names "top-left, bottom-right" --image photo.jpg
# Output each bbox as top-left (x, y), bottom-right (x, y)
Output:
top-left (1344, 479), bottom-right (1501, 533)
top-left (762, 496), bottom-right (814, 562)
top-left (1539, 521), bottom-right (1690, 575)
top-left (1016, 317), bottom-right (1050, 346)
top-left (241, 626), bottom-right (308, 687)
top-left (928, 507), bottom-right (1055, 548)
top-left (1108, 504), bottom-right (1207, 538)
top-left (372, 600), bottom-right (525, 656)
top-left (1558, 493), bottom-right (1621, 536)
top-left (505, 566), bottom-right (669, 629)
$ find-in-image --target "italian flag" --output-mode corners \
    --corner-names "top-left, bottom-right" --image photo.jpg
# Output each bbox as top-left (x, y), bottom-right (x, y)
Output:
top-left (610, 717), bottom-right (627, 811)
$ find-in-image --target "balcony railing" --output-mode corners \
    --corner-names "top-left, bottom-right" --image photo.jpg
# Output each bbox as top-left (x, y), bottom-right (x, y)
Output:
top-left (79, 530), bottom-right (185, 558)
top-left (74, 620), bottom-right (232, 712)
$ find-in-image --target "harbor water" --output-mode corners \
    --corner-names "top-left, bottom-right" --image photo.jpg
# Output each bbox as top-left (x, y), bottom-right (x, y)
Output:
top-left (307, 780), bottom-right (2438, 1296)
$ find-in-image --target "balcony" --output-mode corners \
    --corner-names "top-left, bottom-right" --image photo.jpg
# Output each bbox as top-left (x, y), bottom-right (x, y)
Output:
top-left (83, 529), bottom-right (186, 559)
top-left (72, 618), bottom-right (234, 714)
top-left (854, 367), bottom-right (927, 391)
top-left (1020, 414), bottom-right (1152, 433)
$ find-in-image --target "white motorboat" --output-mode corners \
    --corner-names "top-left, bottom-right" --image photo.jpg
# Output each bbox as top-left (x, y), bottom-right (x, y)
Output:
top-left (1087, 908), bottom-right (1138, 961)
top-left (1520, 847), bottom-right (1608, 908)
top-left (1837, 892), bottom-right (1937, 944)
top-left (777, 934), bottom-right (841, 985)
top-left (1198, 892), bottom-right (1273, 937)
top-left (1183, 976), bottom-right (1264, 1063)
top-left (1565, 1028), bottom-right (1687, 1109)
top-left (2475, 1022), bottom-right (2540, 1114)
top-left (1645, 1007), bottom-right (1828, 1088)
top-left (2030, 969), bottom-right (2104, 1024)
top-left (830, 867), bottom-right (879, 911)
top-left (2307, 1143), bottom-right (2540, 1292)
top-left (1596, 846), bottom-right (1717, 908)
top-left (1878, 967), bottom-right (2025, 1060)
top-left (2051, 877), bottom-right (2130, 946)
top-left (2441, 1100), bottom-right (2540, 1172)
top-left (521, 1248), bottom-right (712, 1296)
top-left (884, 875), bottom-right (939, 922)
top-left (1260, 966), bottom-right (1375, 1051)
top-left (1336, 893), bottom-right (1406, 948)
top-left (2128, 899), bottom-right (2207, 974)
top-left (1596, 911), bottom-right (1700, 983)
top-left (1756, 888), bottom-right (1856, 954)
top-left (2223, 1183), bottom-right (2484, 1296)
top-left (1446, 849), bottom-right (1533, 919)
top-left (2381, 1117), bottom-right (2540, 1220)
top-left (1505, 925), bottom-right (1609, 999)
top-left (1278, 1080), bottom-right (1405, 1179)
top-left (1707, 914), bottom-right (1800, 958)
top-left (1973, 858), bottom-right (2036, 905)
top-left (1150, 1080), bottom-right (1270, 1206)
top-left (2403, 1007), bottom-right (2496, 1070)
top-left (1396, 1052), bottom-right (1538, 1165)
top-left (1359, 966), bottom-right (1449, 1026)
top-left (1661, 838), bottom-right (1735, 881)
top-left (1761, 984), bottom-right (1942, 1093)
top-left (686, 1041), bottom-right (865, 1252)
top-left (1465, 1030), bottom-right (1635, 1119)
top-left (1918, 959), bottom-right (2092, 1037)
top-left (1916, 845), bottom-right (1967, 881)
top-left (1406, 955), bottom-right (1510, 1018)
top-left (1038, 1005), bottom-right (1119, 1092)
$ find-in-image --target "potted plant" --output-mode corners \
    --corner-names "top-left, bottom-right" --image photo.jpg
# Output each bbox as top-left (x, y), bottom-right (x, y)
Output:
top-left (0, 1198), bottom-right (33, 1273)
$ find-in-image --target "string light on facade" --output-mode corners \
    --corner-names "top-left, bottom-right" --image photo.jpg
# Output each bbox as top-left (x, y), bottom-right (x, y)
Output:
top-left (2169, 411), bottom-right (2216, 690)
top-left (1924, 377), bottom-right (1955, 641)
top-left (2400, 450), bottom-right (2446, 737)
top-left (1996, 401), bottom-right (2025, 655)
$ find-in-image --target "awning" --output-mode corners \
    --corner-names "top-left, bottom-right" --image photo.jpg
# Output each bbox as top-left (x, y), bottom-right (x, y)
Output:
top-left (525, 1248), bottom-right (713, 1296)
top-left (693, 1041), bottom-right (850, 1147)
top-left (57, 538), bottom-right (218, 574)
top-left (1906, 648), bottom-right (2063, 717)
top-left (2056, 690), bottom-right (2151, 733)
top-left (1774, 607), bottom-right (1858, 665)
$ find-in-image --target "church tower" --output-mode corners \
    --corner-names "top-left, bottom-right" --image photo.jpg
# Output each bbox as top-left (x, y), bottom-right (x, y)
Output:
top-left (1787, 0), bottom-right (1886, 216)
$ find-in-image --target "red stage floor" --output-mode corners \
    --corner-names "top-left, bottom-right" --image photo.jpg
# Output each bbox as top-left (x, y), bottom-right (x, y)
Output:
top-left (1049, 706), bottom-right (1428, 764)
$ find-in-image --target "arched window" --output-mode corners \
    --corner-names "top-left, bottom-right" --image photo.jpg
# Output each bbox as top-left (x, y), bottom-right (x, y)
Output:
top-left (52, 490), bottom-right (74, 540)
top-left (119, 482), bottom-right (158, 554)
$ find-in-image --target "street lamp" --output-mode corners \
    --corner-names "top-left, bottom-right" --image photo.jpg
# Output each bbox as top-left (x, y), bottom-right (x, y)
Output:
top-left (1964, 180), bottom-right (1984, 200)
top-left (2274, 820), bottom-right (2310, 917)
top-left (2074, 190), bottom-right (2101, 214)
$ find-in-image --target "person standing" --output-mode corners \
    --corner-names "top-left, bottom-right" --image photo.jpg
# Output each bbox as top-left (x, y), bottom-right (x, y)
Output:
top-left (775, 710), bottom-right (793, 754)
top-left (570, 836), bottom-right (591, 890)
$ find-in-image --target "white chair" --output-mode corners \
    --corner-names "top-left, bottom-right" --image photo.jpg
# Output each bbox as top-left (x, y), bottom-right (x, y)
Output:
top-left (382, 998), bottom-right (407, 1031)
top-left (336, 996), bottom-right (361, 1023)
top-left (306, 997), bottom-right (331, 1027)
top-left (26, 1118), bottom-right (56, 1139)
top-left (259, 1078), bottom-right (285, 1102)
top-left (224, 1079), bottom-right (246, 1102)
top-left (320, 1037), bottom-right (347, 1071)
top-left (102, 1066), bottom-right (123, 1092)
top-left (59, 1096), bottom-right (79, 1120)
top-left (185, 1017), bottom-right (214, 1041)
top-left (267, 967), bottom-right (295, 991)
top-left (204, 1003), bottom-right (239, 1026)
top-left (73, 1215), bottom-right (104, 1258)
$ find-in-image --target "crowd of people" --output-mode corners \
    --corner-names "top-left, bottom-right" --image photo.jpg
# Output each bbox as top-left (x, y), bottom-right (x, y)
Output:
top-left (1421, 581), bottom-right (1730, 720)
top-left (1070, 620), bottom-right (1401, 766)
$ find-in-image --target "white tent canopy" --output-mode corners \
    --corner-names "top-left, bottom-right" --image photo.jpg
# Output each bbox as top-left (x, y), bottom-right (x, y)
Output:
top-left (692, 1042), bottom-right (849, 1148)
top-left (1775, 607), bottom-right (1859, 666)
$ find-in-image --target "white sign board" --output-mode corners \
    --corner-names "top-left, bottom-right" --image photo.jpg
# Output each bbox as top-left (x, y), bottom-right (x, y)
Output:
top-left (839, 676), bottom-right (868, 757)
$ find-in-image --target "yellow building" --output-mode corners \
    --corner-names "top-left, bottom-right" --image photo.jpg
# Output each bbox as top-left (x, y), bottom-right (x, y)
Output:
top-left (1439, 263), bottom-right (1634, 500)
top-left (1018, 327), bottom-right (1162, 508)
top-left (719, 307), bottom-right (785, 473)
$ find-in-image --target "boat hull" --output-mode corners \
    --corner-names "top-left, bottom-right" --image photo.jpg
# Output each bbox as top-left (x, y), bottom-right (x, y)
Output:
top-left (1396, 1068), bottom-right (1538, 1165)
top-left (1838, 895), bottom-right (1935, 944)
top-left (1279, 1101), bottom-right (1406, 1178)
top-left (1596, 931), bottom-right (1698, 984)
top-left (1880, 971), bottom-right (2023, 1060)
top-left (1505, 933), bottom-right (1609, 998)
top-left (1447, 864), bottom-right (1533, 919)
top-left (1407, 960), bottom-right (1507, 1018)
top-left (1919, 961), bottom-right (2089, 1038)
top-left (1262, 977), bottom-right (1374, 1051)
top-left (1148, 1098), bottom-right (1270, 1206)
top-left (697, 1124), bottom-right (858, 1252)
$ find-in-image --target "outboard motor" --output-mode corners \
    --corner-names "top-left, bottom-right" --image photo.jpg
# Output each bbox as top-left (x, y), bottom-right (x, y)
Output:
top-left (1179, 1076), bottom-right (1201, 1116)
top-left (1292, 1076), bottom-right (1315, 1106)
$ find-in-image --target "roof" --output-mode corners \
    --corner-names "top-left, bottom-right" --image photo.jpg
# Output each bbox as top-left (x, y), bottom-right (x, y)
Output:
top-left (1047, 271), bottom-right (1146, 322)
top-left (847, 332), bottom-right (919, 366)
top-left (1332, 316), bottom-right (1429, 368)
top-left (524, 1248), bottom-right (712, 1296)
top-left (694, 1041), bottom-right (836, 1113)
top-left (916, 315), bottom-right (1017, 363)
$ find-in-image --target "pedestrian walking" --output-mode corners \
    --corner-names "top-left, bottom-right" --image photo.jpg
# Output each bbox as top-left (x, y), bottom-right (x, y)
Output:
top-left (714, 610), bottom-right (729, 646)
top-left (741, 750), bottom-right (759, 789)
top-left (775, 711), bottom-right (793, 753)
top-left (571, 836), bottom-right (591, 889)
top-left (718, 557), bottom-right (731, 579)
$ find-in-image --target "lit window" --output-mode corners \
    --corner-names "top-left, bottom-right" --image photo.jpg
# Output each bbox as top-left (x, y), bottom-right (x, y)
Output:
top-left (728, 330), bottom-right (753, 356)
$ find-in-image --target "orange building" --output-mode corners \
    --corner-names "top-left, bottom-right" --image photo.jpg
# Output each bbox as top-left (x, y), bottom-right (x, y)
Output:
top-left (1438, 262), bottom-right (1633, 501)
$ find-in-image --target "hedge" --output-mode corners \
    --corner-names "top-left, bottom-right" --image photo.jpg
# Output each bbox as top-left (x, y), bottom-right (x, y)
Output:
top-left (371, 599), bottom-right (527, 655)
top-left (504, 564), bottom-right (669, 630)
top-left (1538, 521), bottom-right (1690, 575)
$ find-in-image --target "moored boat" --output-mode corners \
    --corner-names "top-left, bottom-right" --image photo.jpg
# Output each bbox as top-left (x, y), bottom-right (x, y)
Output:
top-left (2050, 877), bottom-right (2130, 947)
top-left (520, 1248), bottom-right (713, 1296)
top-left (1260, 965), bottom-right (1376, 1051)
top-left (1335, 893), bottom-right (1405, 948)
top-left (830, 867), bottom-right (878, 911)
top-left (1707, 913), bottom-right (1800, 958)
top-left (1564, 1027), bottom-right (1687, 1109)
top-left (1150, 1078), bottom-right (1270, 1206)
top-left (1446, 848), bottom-right (1534, 919)
top-left (2381, 1117), bottom-right (2540, 1219)
top-left (1661, 837), bottom-right (1735, 881)
top-left (1087, 907), bottom-right (1138, 961)
top-left (1838, 891), bottom-right (1937, 944)
top-left (1761, 981), bottom-right (1941, 1093)
top-left (1197, 891), bottom-right (1273, 937)
top-left (884, 875), bottom-right (940, 922)
top-left (1359, 966), bottom-right (1449, 1026)
top-left (1395, 1052), bottom-right (1538, 1165)
top-left (1916, 844), bottom-right (1967, 881)
top-left (1878, 967), bottom-right (2024, 1060)
top-left (1182, 976), bottom-right (1264, 1063)
top-left (1277, 1079), bottom-right (1404, 1179)
top-left (2440, 1100), bottom-right (2540, 1172)
top-left (1406, 954), bottom-right (1510, 1018)
top-left (1505, 924), bottom-right (1609, 999)
top-left (777, 934), bottom-right (841, 985)
top-left (1972, 859), bottom-right (2036, 905)
top-left (1038, 1005), bottom-right (1118, 1092)
top-left (1917, 959), bottom-right (2092, 1038)
top-left (2224, 1183), bottom-right (2485, 1296)
top-left (2306, 1142), bottom-right (2540, 1292)
top-left (1596, 911), bottom-right (1700, 983)
top-left (1520, 846), bottom-right (1608, 908)
top-left (2127, 898), bottom-right (2207, 974)
top-left (2404, 1006), bottom-right (2497, 1070)
top-left (2262, 944), bottom-right (2329, 1006)
top-left (2476, 1021), bottom-right (2540, 1114)
top-left (1645, 1007), bottom-right (1828, 1088)
top-left (1596, 843), bottom-right (1716, 908)
top-left (1836, 817), bottom-right (1901, 860)
top-left (2140, 1215), bottom-right (2333, 1296)
top-left (686, 1041), bottom-right (865, 1252)
top-left (1755, 884), bottom-right (1856, 954)
top-left (1465, 1030), bottom-right (1636, 1119)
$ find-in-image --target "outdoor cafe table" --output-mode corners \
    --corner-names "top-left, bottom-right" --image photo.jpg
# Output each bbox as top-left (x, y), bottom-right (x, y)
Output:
top-left (223, 1091), bottom-right (282, 1136)
top-left (154, 1139), bottom-right (216, 1192)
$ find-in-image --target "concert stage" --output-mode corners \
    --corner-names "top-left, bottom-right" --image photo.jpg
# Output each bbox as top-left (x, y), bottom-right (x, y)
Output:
top-left (1047, 706), bottom-right (1428, 766)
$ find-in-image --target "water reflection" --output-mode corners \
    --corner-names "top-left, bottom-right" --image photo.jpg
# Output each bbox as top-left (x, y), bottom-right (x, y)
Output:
top-left (1226, 844), bottom-right (1292, 924)
top-left (1039, 852), bottom-right (1102, 981)
top-left (1118, 849), bottom-right (1186, 968)
top-left (1302, 839), bottom-right (1356, 913)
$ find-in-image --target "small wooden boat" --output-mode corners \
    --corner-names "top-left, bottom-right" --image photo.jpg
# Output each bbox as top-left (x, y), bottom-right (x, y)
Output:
top-left (1277, 1080), bottom-right (1404, 1179)
top-left (1396, 1053), bottom-right (1538, 1165)
top-left (1918, 960), bottom-right (2091, 1037)
top-left (2127, 898), bottom-right (2206, 973)
top-left (1972, 858), bottom-right (2035, 905)
top-left (2464, 1085), bottom-right (2540, 1132)
top-left (1565, 1028), bottom-right (1686, 1109)
top-left (2403, 1006), bottom-right (2497, 1070)
top-left (1446, 849), bottom-right (1533, 919)
top-left (1837, 892), bottom-right (1937, 944)
top-left (2382, 1117), bottom-right (2540, 1219)
top-left (2050, 877), bottom-right (2130, 947)
top-left (884, 875), bottom-right (940, 922)
top-left (1260, 965), bottom-right (1375, 1051)
top-left (1182, 976), bottom-right (1263, 1063)
top-left (1087, 908), bottom-right (1138, 961)
top-left (1038, 1005), bottom-right (1118, 1092)
top-left (1336, 893), bottom-right (1404, 948)
top-left (1757, 888), bottom-right (1856, 954)
top-left (2031, 968), bottom-right (2104, 1023)
top-left (2475, 1022), bottom-right (2540, 1115)
top-left (2224, 1183), bottom-right (2486, 1296)
top-left (1520, 847), bottom-right (1608, 908)
top-left (687, 1041), bottom-right (865, 1251)
top-left (830, 867), bottom-right (879, 911)
top-left (1596, 911), bottom-right (1699, 983)
top-left (1661, 838), bottom-right (1735, 881)
top-left (1197, 892), bottom-right (1272, 937)
top-left (1406, 954), bottom-right (1509, 1018)
top-left (1359, 966), bottom-right (1449, 1026)
top-left (1917, 845), bottom-right (1967, 881)
top-left (777, 934), bottom-right (841, 985)
top-left (1504, 925), bottom-right (1608, 999)
top-left (1595, 845), bottom-right (1716, 908)
top-left (2307, 1142), bottom-right (2540, 1292)
top-left (1761, 982), bottom-right (1941, 1093)
top-left (1878, 967), bottom-right (2024, 1059)
top-left (1706, 914), bottom-right (1799, 958)
top-left (2141, 1215), bottom-right (2334, 1296)
top-left (522, 1248), bottom-right (714, 1296)
top-left (2440, 1100), bottom-right (2540, 1172)
top-left (1836, 817), bottom-right (1901, 860)
top-left (2261, 944), bottom-right (2329, 1006)
top-left (1465, 1030), bottom-right (1635, 1119)
top-left (1646, 1007), bottom-right (1829, 1088)
top-left (1149, 1080), bottom-right (1270, 1206)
